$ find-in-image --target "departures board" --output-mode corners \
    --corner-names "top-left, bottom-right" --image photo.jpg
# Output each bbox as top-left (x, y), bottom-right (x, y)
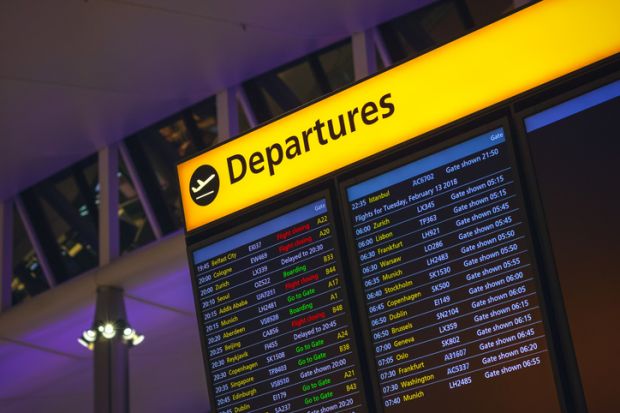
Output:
top-left (186, 126), bottom-right (566, 413)
top-left (179, 6), bottom-right (617, 411)
top-left (189, 197), bottom-right (369, 413)
top-left (342, 128), bottom-right (562, 412)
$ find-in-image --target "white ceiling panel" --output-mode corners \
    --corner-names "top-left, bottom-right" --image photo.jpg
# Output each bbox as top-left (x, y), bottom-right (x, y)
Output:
top-left (0, 0), bottom-right (434, 199)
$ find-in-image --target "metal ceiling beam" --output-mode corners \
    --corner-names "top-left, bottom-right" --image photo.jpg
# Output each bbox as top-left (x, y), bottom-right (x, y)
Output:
top-left (15, 196), bottom-right (56, 288)
top-left (236, 88), bottom-right (259, 129)
top-left (373, 27), bottom-right (393, 68)
top-left (242, 80), bottom-right (273, 124)
top-left (118, 143), bottom-right (164, 240)
top-left (122, 136), bottom-right (178, 234)
top-left (352, 29), bottom-right (378, 80)
top-left (216, 87), bottom-right (240, 143)
top-left (0, 232), bottom-right (188, 339)
top-left (182, 109), bottom-right (207, 150)
top-left (72, 164), bottom-right (99, 227)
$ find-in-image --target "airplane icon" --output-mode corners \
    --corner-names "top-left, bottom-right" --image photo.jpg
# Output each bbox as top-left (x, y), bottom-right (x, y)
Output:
top-left (191, 173), bottom-right (216, 199)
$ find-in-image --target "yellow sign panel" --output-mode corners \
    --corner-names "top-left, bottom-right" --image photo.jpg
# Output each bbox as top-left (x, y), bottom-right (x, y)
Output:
top-left (178, 0), bottom-right (620, 231)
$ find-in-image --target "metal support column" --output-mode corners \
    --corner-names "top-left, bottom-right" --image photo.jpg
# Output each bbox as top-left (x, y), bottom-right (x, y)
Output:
top-left (0, 200), bottom-right (13, 311)
top-left (372, 27), bottom-right (393, 68)
top-left (118, 142), bottom-right (164, 239)
top-left (99, 144), bottom-right (120, 266)
top-left (94, 286), bottom-right (129, 413)
top-left (236, 88), bottom-right (258, 129)
top-left (15, 196), bottom-right (56, 288)
top-left (216, 87), bottom-right (240, 144)
top-left (352, 29), bottom-right (378, 80)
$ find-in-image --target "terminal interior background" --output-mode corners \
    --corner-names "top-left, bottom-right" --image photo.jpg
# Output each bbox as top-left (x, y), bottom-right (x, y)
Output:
top-left (0, 0), bottom-right (617, 412)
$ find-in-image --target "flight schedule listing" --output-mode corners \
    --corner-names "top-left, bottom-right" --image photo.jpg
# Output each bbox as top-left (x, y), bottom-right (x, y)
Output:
top-left (345, 128), bottom-right (560, 412)
top-left (191, 199), bottom-right (368, 413)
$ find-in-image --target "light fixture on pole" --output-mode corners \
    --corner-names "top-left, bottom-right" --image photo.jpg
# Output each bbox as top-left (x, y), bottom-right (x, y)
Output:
top-left (78, 286), bottom-right (143, 413)
top-left (78, 319), bottom-right (145, 350)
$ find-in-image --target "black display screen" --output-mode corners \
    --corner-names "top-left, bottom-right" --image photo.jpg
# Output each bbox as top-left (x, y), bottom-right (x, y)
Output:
top-left (190, 197), bottom-right (368, 413)
top-left (525, 79), bottom-right (620, 412)
top-left (344, 128), bottom-right (561, 411)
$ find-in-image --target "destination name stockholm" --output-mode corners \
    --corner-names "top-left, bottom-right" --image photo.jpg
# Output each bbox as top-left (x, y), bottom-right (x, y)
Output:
top-left (225, 92), bottom-right (395, 183)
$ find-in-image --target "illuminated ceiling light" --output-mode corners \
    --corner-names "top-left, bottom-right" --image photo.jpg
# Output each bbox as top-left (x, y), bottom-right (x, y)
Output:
top-left (78, 318), bottom-right (143, 350)
top-left (121, 326), bottom-right (145, 346)
top-left (77, 338), bottom-right (94, 350)
top-left (101, 323), bottom-right (116, 339)
top-left (83, 329), bottom-right (97, 342)
top-left (132, 334), bottom-right (145, 346)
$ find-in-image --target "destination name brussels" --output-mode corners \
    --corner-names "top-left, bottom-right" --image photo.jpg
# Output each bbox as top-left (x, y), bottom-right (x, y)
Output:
top-left (227, 92), bottom-right (395, 183)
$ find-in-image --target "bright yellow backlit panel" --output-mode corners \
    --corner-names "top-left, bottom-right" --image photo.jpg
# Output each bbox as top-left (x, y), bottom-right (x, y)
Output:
top-left (178, 0), bottom-right (620, 231)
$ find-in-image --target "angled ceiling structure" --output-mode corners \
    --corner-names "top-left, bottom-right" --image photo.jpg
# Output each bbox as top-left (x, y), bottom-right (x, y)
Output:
top-left (0, 1), bottom-right (435, 411)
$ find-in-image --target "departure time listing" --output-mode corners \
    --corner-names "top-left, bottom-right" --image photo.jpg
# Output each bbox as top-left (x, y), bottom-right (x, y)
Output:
top-left (192, 199), bottom-right (367, 413)
top-left (345, 128), bottom-right (559, 411)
